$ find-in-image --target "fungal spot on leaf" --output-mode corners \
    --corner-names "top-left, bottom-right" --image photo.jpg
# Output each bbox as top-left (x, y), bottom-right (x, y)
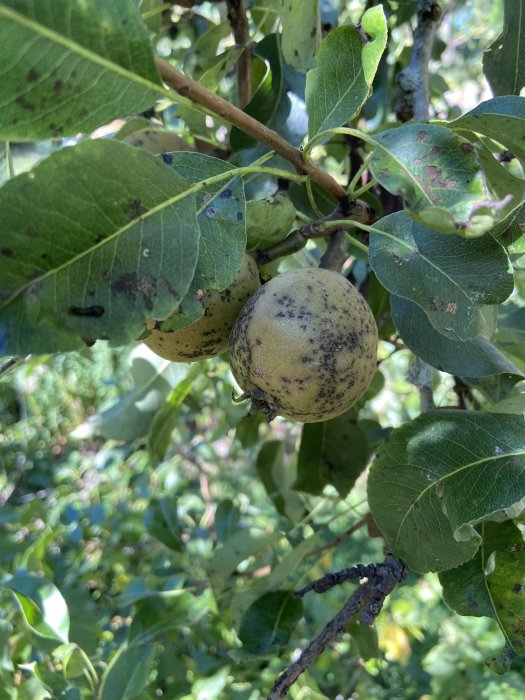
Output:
top-left (1, 248), bottom-right (13, 257)
top-left (82, 338), bottom-right (97, 347)
top-left (423, 165), bottom-right (457, 188)
top-left (236, 211), bottom-right (243, 221)
top-left (127, 199), bottom-right (147, 219)
top-left (53, 79), bottom-right (63, 93)
top-left (428, 297), bottom-right (443, 312)
top-left (206, 206), bottom-right (216, 218)
top-left (26, 68), bottom-right (39, 82)
top-left (417, 130), bottom-right (428, 142)
top-left (161, 152), bottom-right (173, 164)
top-left (15, 96), bottom-right (35, 112)
top-left (69, 305), bottom-right (105, 318)
top-left (220, 189), bottom-right (233, 199)
top-left (445, 301), bottom-right (457, 315)
top-left (512, 583), bottom-right (522, 593)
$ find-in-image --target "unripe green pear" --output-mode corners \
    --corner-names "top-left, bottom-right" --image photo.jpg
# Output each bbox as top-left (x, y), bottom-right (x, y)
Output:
top-left (144, 254), bottom-right (260, 362)
top-left (229, 267), bottom-right (378, 422)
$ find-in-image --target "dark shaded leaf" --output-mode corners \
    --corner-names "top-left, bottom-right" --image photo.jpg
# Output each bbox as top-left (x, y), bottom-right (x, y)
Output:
top-left (238, 591), bottom-right (303, 655)
top-left (483, 1), bottom-right (525, 97)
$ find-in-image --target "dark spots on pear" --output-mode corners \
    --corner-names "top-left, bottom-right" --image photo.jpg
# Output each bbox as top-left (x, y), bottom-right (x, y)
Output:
top-left (26, 68), bottom-right (39, 82)
top-left (1, 248), bottom-right (13, 257)
top-left (69, 305), bottom-right (105, 318)
top-left (127, 198), bottom-right (147, 219)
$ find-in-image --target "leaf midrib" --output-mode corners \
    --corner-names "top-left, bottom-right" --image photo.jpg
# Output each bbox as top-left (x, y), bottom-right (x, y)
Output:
top-left (393, 449), bottom-right (525, 550)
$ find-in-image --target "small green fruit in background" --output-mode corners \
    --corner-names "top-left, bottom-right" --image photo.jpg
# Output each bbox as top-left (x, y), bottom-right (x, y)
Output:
top-left (229, 267), bottom-right (378, 422)
top-left (144, 254), bottom-right (260, 362)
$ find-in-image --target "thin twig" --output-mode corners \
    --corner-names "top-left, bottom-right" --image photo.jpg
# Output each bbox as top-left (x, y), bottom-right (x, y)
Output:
top-left (155, 57), bottom-right (349, 202)
top-left (268, 553), bottom-right (408, 699)
top-left (319, 229), bottom-right (347, 272)
top-left (395, 1), bottom-right (441, 121)
top-left (305, 515), bottom-right (371, 560)
top-left (226, 0), bottom-right (251, 108)
top-left (408, 358), bottom-right (436, 411)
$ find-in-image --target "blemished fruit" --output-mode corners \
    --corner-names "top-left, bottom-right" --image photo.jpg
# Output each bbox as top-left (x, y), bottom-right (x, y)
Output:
top-left (229, 267), bottom-right (378, 423)
top-left (144, 254), bottom-right (260, 361)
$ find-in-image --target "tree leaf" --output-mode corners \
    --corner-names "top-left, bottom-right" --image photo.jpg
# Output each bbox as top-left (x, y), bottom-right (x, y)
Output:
top-left (5, 574), bottom-right (69, 643)
top-left (367, 411), bottom-right (525, 572)
top-left (483, 0), bottom-right (525, 97)
top-left (255, 441), bottom-right (304, 521)
top-left (230, 34), bottom-right (283, 150)
top-left (238, 591), bottom-right (303, 655)
top-left (439, 521), bottom-right (525, 672)
top-left (0, 0), bottom-right (163, 140)
top-left (147, 361), bottom-right (206, 461)
top-left (158, 152), bottom-right (246, 331)
top-left (75, 346), bottom-right (193, 441)
top-left (0, 139), bottom-right (200, 354)
top-left (369, 124), bottom-right (507, 237)
top-left (369, 212), bottom-right (513, 341)
top-left (361, 5), bottom-right (388, 86)
top-left (246, 196), bottom-right (296, 250)
top-left (281, 0), bottom-right (320, 73)
top-left (294, 412), bottom-right (370, 497)
top-left (391, 295), bottom-right (523, 378)
top-left (447, 96), bottom-right (525, 163)
top-left (210, 527), bottom-right (281, 589)
top-left (99, 642), bottom-right (155, 700)
top-left (144, 497), bottom-right (183, 551)
top-left (306, 26), bottom-right (369, 139)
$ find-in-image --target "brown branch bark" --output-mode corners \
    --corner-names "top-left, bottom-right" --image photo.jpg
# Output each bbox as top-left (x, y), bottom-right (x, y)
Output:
top-left (226, 0), bottom-right (251, 108)
top-left (395, 1), bottom-right (441, 121)
top-left (319, 229), bottom-right (347, 272)
top-left (155, 57), bottom-right (349, 202)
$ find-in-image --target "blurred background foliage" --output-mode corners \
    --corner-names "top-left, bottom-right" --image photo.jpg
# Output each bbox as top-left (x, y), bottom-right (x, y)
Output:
top-left (1, 0), bottom-right (525, 698)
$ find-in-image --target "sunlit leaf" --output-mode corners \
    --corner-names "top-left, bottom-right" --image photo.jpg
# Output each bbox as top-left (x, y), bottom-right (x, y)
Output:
top-left (282, 0), bottom-right (320, 73)
top-left (99, 642), bottom-right (155, 700)
top-left (361, 5), bottom-right (388, 86)
top-left (5, 574), bottom-right (69, 643)
top-left (483, 0), bottom-right (525, 97)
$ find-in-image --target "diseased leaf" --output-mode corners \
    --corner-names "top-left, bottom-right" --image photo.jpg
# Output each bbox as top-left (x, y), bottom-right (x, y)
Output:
top-left (447, 97), bottom-right (525, 163)
top-left (440, 521), bottom-right (525, 672)
top-left (160, 152), bottom-right (246, 331)
top-left (0, 139), bottom-right (200, 354)
top-left (306, 26), bottom-right (369, 139)
top-left (282, 0), bottom-right (320, 73)
top-left (369, 124), bottom-right (509, 237)
top-left (0, 0), bottom-right (164, 140)
top-left (369, 212), bottom-right (513, 341)
top-left (5, 574), bottom-right (69, 643)
top-left (367, 411), bottom-right (525, 572)
top-left (238, 591), bottom-right (303, 655)
top-left (483, 0), bottom-right (525, 97)
top-left (361, 5), bottom-right (388, 86)
top-left (391, 295), bottom-right (523, 378)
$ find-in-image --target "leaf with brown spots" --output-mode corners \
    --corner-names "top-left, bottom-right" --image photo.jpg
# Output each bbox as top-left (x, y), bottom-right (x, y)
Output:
top-left (440, 521), bottom-right (525, 673)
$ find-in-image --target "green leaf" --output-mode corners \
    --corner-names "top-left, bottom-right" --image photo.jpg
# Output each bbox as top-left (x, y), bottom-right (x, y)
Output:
top-left (0, 143), bottom-right (11, 185)
top-left (238, 591), bottom-right (303, 655)
top-left (490, 390), bottom-right (525, 416)
top-left (281, 0), bottom-right (320, 73)
top-left (0, 0), bottom-right (163, 140)
top-left (440, 521), bottom-right (525, 671)
top-left (255, 441), bottom-right (305, 521)
top-left (230, 34), bottom-right (283, 150)
top-left (159, 152), bottom-right (246, 331)
top-left (483, 0), bottom-right (525, 97)
top-left (367, 411), bottom-right (525, 572)
top-left (391, 295), bottom-right (523, 378)
top-left (75, 346), bottom-right (193, 441)
top-left (123, 128), bottom-right (192, 154)
top-left (99, 642), bottom-right (155, 700)
top-left (5, 574), bottom-right (69, 642)
top-left (306, 26), bottom-right (369, 139)
top-left (0, 139), bottom-right (200, 355)
top-left (246, 196), bottom-right (296, 250)
top-left (148, 362), bottom-right (206, 461)
top-left (474, 141), bottom-right (525, 229)
top-left (447, 97), bottom-right (525, 163)
top-left (144, 496), bottom-right (182, 551)
top-left (0, 621), bottom-right (13, 672)
top-left (294, 412), bottom-right (370, 497)
top-left (214, 499), bottom-right (241, 542)
top-left (210, 527), bottom-right (281, 589)
top-left (361, 5), bottom-right (388, 86)
top-left (369, 124), bottom-right (507, 237)
top-left (369, 212), bottom-right (513, 341)
top-left (192, 667), bottom-right (230, 700)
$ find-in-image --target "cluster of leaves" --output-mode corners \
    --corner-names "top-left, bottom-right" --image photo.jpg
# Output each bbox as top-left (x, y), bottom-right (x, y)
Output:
top-left (0, 0), bottom-right (525, 697)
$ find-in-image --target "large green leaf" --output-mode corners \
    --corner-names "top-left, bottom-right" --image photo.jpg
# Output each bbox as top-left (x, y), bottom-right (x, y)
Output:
top-left (391, 295), bottom-right (523, 378)
top-left (447, 97), bottom-right (525, 162)
top-left (294, 412), bottom-right (370, 497)
top-left (369, 124), bottom-right (507, 237)
top-left (159, 152), bottom-right (246, 331)
top-left (483, 0), bottom-right (525, 97)
top-left (440, 521), bottom-right (525, 672)
top-left (5, 574), bottom-right (69, 643)
top-left (367, 411), bottom-right (525, 572)
top-left (238, 591), bottom-right (303, 655)
top-left (281, 0), bottom-right (320, 73)
top-left (99, 642), bottom-right (155, 700)
top-left (369, 212), bottom-right (513, 341)
top-left (306, 26), bottom-right (369, 139)
top-left (0, 139), bottom-right (200, 354)
top-left (0, 0), bottom-right (163, 140)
